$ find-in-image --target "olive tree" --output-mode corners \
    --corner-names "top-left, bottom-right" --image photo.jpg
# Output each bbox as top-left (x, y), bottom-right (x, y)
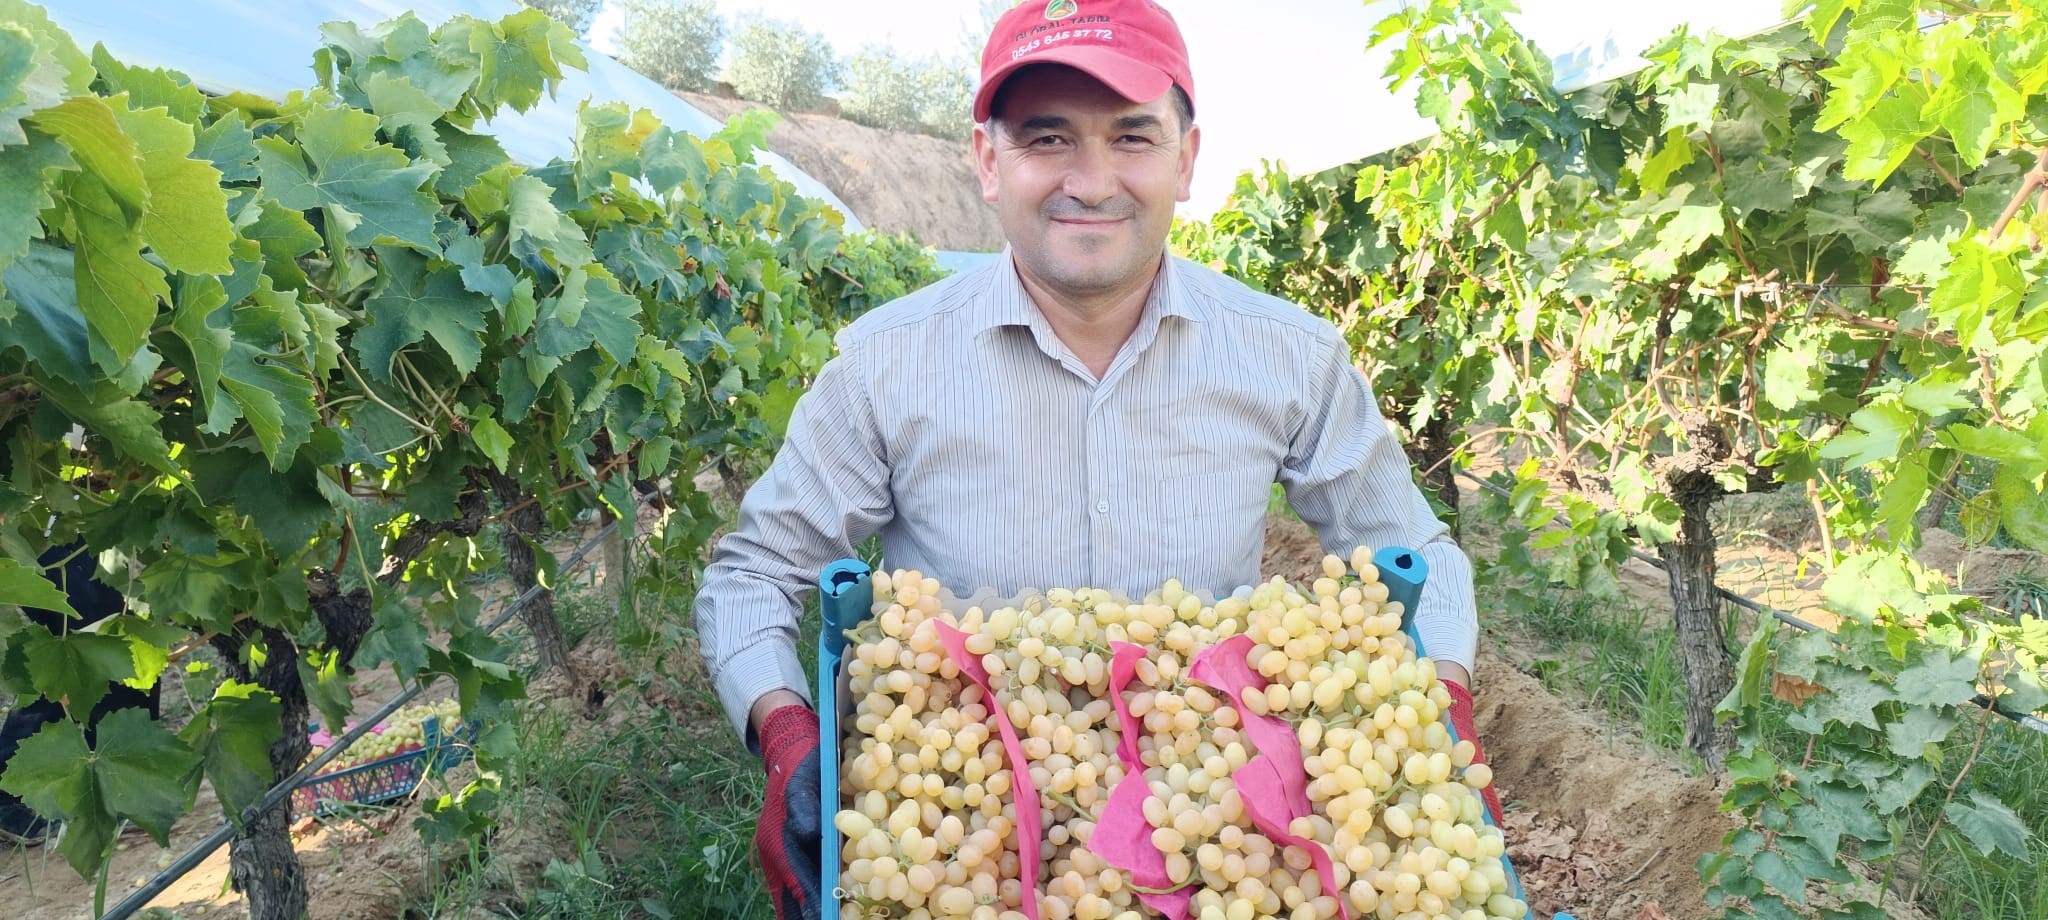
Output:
top-left (616, 0), bottom-right (725, 92)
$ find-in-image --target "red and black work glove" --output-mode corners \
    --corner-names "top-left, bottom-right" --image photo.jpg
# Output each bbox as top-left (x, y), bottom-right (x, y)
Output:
top-left (1441, 679), bottom-right (1505, 826)
top-left (756, 704), bottom-right (825, 920)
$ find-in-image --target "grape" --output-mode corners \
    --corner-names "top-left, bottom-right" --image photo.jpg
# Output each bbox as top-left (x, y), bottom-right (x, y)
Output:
top-left (834, 552), bottom-right (1525, 920)
top-left (303, 697), bottom-right (463, 775)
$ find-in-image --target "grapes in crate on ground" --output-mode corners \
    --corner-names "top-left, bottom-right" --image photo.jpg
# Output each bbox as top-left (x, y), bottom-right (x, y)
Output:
top-left (834, 548), bottom-right (1526, 920)
top-left (292, 698), bottom-right (467, 816)
top-left (304, 698), bottom-right (464, 772)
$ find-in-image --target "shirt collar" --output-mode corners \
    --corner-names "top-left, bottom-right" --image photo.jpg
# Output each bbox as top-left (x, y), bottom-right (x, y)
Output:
top-left (975, 248), bottom-right (1206, 337)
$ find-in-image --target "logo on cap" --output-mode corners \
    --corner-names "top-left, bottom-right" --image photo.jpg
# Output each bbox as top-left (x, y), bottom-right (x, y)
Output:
top-left (1045, 0), bottom-right (1077, 20)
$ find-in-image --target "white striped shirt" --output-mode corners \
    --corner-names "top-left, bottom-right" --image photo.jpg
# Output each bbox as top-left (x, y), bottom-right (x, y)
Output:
top-left (695, 251), bottom-right (1478, 742)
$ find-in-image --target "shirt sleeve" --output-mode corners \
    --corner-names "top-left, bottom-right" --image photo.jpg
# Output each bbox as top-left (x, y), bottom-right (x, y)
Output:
top-left (1279, 328), bottom-right (1480, 683)
top-left (694, 343), bottom-right (895, 746)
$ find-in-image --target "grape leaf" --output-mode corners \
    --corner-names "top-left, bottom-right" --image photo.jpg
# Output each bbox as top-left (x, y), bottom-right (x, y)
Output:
top-left (1899, 373), bottom-right (1973, 416)
top-left (297, 648), bottom-right (355, 736)
top-left (1835, 92), bottom-right (1928, 184)
top-left (535, 263), bottom-right (642, 362)
top-left (1870, 759), bottom-right (1936, 814)
top-left (254, 104), bottom-right (440, 250)
top-left (1993, 465), bottom-right (2048, 553)
top-left (37, 379), bottom-right (180, 479)
top-left (177, 679), bottom-right (280, 824)
top-left (432, 124), bottom-right (509, 197)
top-left (192, 109), bottom-right (259, 183)
top-left (1721, 156), bottom-right (1803, 217)
top-left (0, 243), bottom-right (99, 388)
top-left (1893, 648), bottom-right (1982, 707)
top-left (1883, 705), bottom-right (1956, 757)
top-left (136, 551), bottom-right (247, 634)
top-left (0, 24), bottom-right (57, 147)
top-left (470, 413), bottom-right (512, 471)
top-left (1875, 455), bottom-right (1929, 548)
top-left (200, 451), bottom-right (333, 553)
top-left (0, 129), bottom-right (70, 274)
top-left (1661, 82), bottom-right (1720, 134)
top-left (237, 194), bottom-right (321, 291)
top-left (220, 346), bottom-right (317, 470)
top-left (25, 95), bottom-right (144, 221)
top-left (1944, 791), bottom-right (2032, 858)
top-left (355, 244), bottom-right (493, 380)
top-left (92, 707), bottom-right (200, 845)
top-left (0, 557), bottom-right (75, 617)
top-left (1811, 663), bottom-right (1894, 730)
top-left (0, 718), bottom-right (107, 873)
top-left (63, 169), bottom-right (170, 371)
top-left (211, 284), bottom-right (319, 470)
top-left (503, 168), bottom-right (592, 267)
top-left (21, 628), bottom-right (134, 717)
top-left (361, 69), bottom-right (449, 159)
top-left (109, 96), bottom-right (236, 276)
top-left (444, 232), bottom-right (515, 304)
top-left (168, 274), bottom-right (237, 432)
top-left (354, 593), bottom-right (431, 680)
top-left (89, 44), bottom-right (204, 124)
top-left (642, 126), bottom-right (709, 195)
top-left (1761, 331), bottom-right (1824, 412)
top-left (318, 15), bottom-right (475, 112)
top-left (1929, 239), bottom-right (2024, 350)
top-left (1637, 131), bottom-right (1696, 195)
top-left (1938, 423), bottom-right (2044, 472)
top-left (461, 9), bottom-right (584, 114)
top-left (1749, 850), bottom-right (1806, 903)
top-left (1818, 403), bottom-right (1915, 470)
top-left (1804, 188), bottom-right (1917, 255)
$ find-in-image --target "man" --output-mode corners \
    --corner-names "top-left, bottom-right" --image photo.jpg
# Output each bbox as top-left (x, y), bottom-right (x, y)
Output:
top-left (693, 2), bottom-right (1491, 917)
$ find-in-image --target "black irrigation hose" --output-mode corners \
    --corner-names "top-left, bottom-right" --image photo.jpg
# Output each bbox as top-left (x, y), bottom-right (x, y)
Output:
top-left (97, 484), bottom-right (667, 920)
top-left (1450, 468), bottom-right (2048, 736)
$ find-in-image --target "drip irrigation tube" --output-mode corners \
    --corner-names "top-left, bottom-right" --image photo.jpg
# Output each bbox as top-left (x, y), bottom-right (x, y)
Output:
top-left (1450, 467), bottom-right (2048, 736)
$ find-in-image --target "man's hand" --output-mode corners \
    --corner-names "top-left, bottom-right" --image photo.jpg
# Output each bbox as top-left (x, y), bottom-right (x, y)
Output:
top-left (755, 703), bottom-right (824, 920)
top-left (1440, 678), bottom-right (1505, 826)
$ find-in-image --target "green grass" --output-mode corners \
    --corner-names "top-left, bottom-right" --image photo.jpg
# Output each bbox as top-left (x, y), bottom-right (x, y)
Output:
top-left (1489, 587), bottom-right (1696, 762)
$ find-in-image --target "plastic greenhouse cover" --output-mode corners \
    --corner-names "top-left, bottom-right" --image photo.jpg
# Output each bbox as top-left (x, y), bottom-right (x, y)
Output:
top-left (37, 0), bottom-right (869, 234)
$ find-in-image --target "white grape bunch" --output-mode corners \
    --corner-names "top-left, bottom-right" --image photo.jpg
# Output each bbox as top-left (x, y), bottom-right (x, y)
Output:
top-left (833, 550), bottom-right (1527, 920)
top-left (305, 697), bottom-right (463, 775)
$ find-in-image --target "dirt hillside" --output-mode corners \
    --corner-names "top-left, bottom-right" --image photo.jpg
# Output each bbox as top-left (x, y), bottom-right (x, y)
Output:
top-left (681, 92), bottom-right (1005, 253)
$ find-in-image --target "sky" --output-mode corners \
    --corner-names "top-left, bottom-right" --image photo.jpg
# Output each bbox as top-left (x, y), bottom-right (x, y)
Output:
top-left (583, 0), bottom-right (1792, 219)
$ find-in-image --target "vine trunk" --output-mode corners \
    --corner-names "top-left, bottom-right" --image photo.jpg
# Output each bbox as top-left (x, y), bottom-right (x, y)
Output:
top-left (488, 470), bottom-right (576, 677)
top-left (211, 626), bottom-right (311, 920)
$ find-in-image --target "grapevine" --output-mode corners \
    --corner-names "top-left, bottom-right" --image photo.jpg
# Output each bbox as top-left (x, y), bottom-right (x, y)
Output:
top-left (0, 5), bottom-right (941, 918)
top-left (1173, 0), bottom-right (2047, 914)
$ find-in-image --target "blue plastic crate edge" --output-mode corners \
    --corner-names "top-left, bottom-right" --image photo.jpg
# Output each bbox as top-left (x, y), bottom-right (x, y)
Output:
top-left (818, 558), bottom-right (875, 905)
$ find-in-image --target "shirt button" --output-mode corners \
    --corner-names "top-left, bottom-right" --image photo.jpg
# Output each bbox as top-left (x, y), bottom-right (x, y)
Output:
top-left (1095, 499), bottom-right (1109, 514)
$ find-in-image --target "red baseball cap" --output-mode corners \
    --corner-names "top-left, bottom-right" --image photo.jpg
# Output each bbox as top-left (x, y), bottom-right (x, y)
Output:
top-left (973, 0), bottom-right (1196, 124)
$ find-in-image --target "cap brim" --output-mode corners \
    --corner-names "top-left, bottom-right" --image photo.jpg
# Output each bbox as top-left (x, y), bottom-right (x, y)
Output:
top-left (973, 44), bottom-right (1177, 123)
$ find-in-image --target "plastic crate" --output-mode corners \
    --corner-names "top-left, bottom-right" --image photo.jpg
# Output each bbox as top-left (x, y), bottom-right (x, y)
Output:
top-left (291, 716), bottom-right (477, 818)
top-left (814, 549), bottom-right (1540, 915)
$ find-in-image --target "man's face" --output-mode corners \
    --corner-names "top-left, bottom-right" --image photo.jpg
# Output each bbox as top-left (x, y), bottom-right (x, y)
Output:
top-left (974, 66), bottom-right (1199, 301)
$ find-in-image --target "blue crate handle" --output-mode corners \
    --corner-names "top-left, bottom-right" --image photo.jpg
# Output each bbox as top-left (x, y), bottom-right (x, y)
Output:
top-left (817, 558), bottom-right (873, 905)
top-left (1375, 545), bottom-right (1529, 906)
